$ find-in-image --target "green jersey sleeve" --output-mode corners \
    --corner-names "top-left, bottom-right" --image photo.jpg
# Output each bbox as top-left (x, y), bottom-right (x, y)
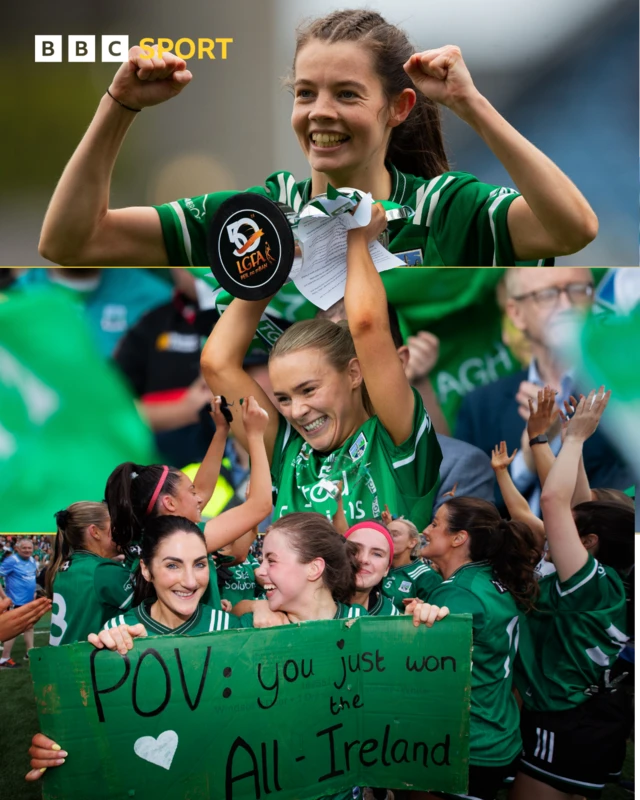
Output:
top-left (154, 171), bottom-right (307, 267)
top-left (544, 554), bottom-right (626, 614)
top-left (515, 556), bottom-right (629, 712)
top-left (413, 563), bottom-right (444, 602)
top-left (94, 561), bottom-right (135, 612)
top-left (428, 584), bottom-right (487, 625)
top-left (429, 176), bottom-right (522, 266)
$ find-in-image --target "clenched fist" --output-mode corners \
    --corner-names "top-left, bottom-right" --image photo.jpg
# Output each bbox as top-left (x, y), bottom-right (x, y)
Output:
top-left (108, 45), bottom-right (193, 111)
top-left (403, 46), bottom-right (479, 113)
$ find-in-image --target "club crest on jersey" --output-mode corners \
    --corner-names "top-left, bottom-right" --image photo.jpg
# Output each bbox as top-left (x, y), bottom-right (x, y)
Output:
top-left (349, 432), bottom-right (367, 462)
top-left (399, 580), bottom-right (412, 593)
top-left (394, 248), bottom-right (423, 266)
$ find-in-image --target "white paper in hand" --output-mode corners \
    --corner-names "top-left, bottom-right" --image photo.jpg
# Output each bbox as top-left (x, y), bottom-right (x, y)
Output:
top-left (294, 193), bottom-right (403, 310)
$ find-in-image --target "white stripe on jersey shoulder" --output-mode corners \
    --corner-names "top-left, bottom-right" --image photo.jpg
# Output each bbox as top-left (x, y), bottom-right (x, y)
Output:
top-left (556, 558), bottom-right (599, 597)
top-left (291, 181), bottom-right (304, 211)
top-left (408, 564), bottom-right (430, 578)
top-left (412, 175), bottom-right (454, 226)
top-left (119, 592), bottom-right (134, 610)
top-left (209, 610), bottom-right (226, 632)
top-left (392, 411), bottom-right (430, 469)
top-left (169, 202), bottom-right (194, 266)
top-left (425, 175), bottom-right (456, 228)
top-left (390, 605), bottom-right (400, 615)
top-left (286, 174), bottom-right (296, 207)
top-left (348, 606), bottom-right (362, 618)
top-left (486, 193), bottom-right (513, 267)
top-left (277, 173), bottom-right (288, 204)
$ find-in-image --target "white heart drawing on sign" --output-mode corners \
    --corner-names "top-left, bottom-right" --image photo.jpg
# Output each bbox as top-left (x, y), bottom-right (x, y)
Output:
top-left (133, 730), bottom-right (178, 770)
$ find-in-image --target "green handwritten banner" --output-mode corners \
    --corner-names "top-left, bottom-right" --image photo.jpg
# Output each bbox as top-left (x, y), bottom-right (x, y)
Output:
top-left (31, 615), bottom-right (472, 799)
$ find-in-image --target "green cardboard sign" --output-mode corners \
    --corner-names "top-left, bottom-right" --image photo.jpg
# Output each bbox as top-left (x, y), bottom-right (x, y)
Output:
top-left (31, 615), bottom-right (472, 799)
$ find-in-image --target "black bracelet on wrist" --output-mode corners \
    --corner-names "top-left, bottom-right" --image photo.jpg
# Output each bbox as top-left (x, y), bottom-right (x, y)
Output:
top-left (529, 434), bottom-right (549, 447)
top-left (106, 88), bottom-right (141, 113)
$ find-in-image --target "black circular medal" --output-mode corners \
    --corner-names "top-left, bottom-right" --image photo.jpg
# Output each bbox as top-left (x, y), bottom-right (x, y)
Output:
top-left (207, 193), bottom-right (296, 301)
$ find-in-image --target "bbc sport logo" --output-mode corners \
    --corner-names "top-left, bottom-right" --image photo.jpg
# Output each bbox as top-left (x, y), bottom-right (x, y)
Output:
top-left (34, 36), bottom-right (234, 62)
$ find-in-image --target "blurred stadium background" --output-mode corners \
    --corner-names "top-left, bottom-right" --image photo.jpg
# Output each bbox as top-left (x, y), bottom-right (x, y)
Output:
top-left (1, 0), bottom-right (637, 266)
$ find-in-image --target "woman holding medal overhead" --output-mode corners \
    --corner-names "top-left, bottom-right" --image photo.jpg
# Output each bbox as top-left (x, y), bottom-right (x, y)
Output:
top-left (40, 10), bottom-right (596, 272)
top-left (201, 201), bottom-right (442, 530)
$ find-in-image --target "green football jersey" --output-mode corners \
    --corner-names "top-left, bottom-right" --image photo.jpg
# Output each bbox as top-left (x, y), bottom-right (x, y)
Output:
top-left (50, 551), bottom-right (134, 646)
top-left (220, 555), bottom-right (260, 607)
top-left (382, 560), bottom-right (443, 612)
top-left (105, 600), bottom-right (242, 636)
top-left (366, 589), bottom-right (401, 617)
top-left (155, 165), bottom-right (544, 270)
top-left (271, 388), bottom-right (441, 531)
top-left (515, 554), bottom-right (629, 713)
top-left (428, 561), bottom-right (522, 767)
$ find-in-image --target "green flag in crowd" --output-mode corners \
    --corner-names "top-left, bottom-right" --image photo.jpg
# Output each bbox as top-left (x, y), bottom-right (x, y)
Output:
top-left (0, 287), bottom-right (159, 531)
top-left (553, 276), bottom-right (639, 492)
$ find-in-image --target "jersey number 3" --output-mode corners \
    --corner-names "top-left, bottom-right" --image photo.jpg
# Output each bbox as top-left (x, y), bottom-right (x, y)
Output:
top-left (49, 592), bottom-right (68, 646)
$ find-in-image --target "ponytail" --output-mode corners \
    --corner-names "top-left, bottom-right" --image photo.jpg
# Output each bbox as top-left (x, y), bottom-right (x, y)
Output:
top-left (444, 497), bottom-right (539, 611)
top-left (45, 502), bottom-right (110, 598)
top-left (105, 462), bottom-right (182, 555)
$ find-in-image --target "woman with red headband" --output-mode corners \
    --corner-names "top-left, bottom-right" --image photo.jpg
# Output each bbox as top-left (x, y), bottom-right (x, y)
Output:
top-left (344, 521), bottom-right (400, 617)
top-left (104, 396), bottom-right (272, 610)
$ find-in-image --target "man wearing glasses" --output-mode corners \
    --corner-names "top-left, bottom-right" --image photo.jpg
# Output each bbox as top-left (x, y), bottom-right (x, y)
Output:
top-left (455, 268), bottom-right (633, 514)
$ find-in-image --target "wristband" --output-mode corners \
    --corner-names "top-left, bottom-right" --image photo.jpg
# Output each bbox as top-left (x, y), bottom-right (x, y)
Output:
top-left (529, 434), bottom-right (549, 447)
top-left (106, 88), bottom-right (141, 113)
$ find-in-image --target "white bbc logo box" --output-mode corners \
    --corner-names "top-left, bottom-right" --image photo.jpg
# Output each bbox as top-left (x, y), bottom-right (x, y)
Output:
top-left (35, 35), bottom-right (129, 62)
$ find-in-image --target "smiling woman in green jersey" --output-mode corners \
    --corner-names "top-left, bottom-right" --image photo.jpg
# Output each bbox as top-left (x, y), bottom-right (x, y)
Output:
top-left (423, 497), bottom-right (539, 800)
top-left (343, 521), bottom-right (399, 617)
top-left (201, 204), bottom-right (442, 530)
top-left (46, 503), bottom-right (133, 647)
top-left (382, 516), bottom-right (442, 612)
top-left (40, 10), bottom-right (596, 273)
top-left (512, 391), bottom-right (634, 800)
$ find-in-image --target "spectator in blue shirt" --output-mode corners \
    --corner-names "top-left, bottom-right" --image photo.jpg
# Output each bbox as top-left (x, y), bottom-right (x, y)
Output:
top-left (0, 539), bottom-right (38, 668)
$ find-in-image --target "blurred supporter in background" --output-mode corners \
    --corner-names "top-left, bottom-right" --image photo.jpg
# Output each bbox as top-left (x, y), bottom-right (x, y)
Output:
top-left (12, 268), bottom-right (172, 358)
top-left (455, 268), bottom-right (634, 513)
top-left (113, 268), bottom-right (215, 468)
